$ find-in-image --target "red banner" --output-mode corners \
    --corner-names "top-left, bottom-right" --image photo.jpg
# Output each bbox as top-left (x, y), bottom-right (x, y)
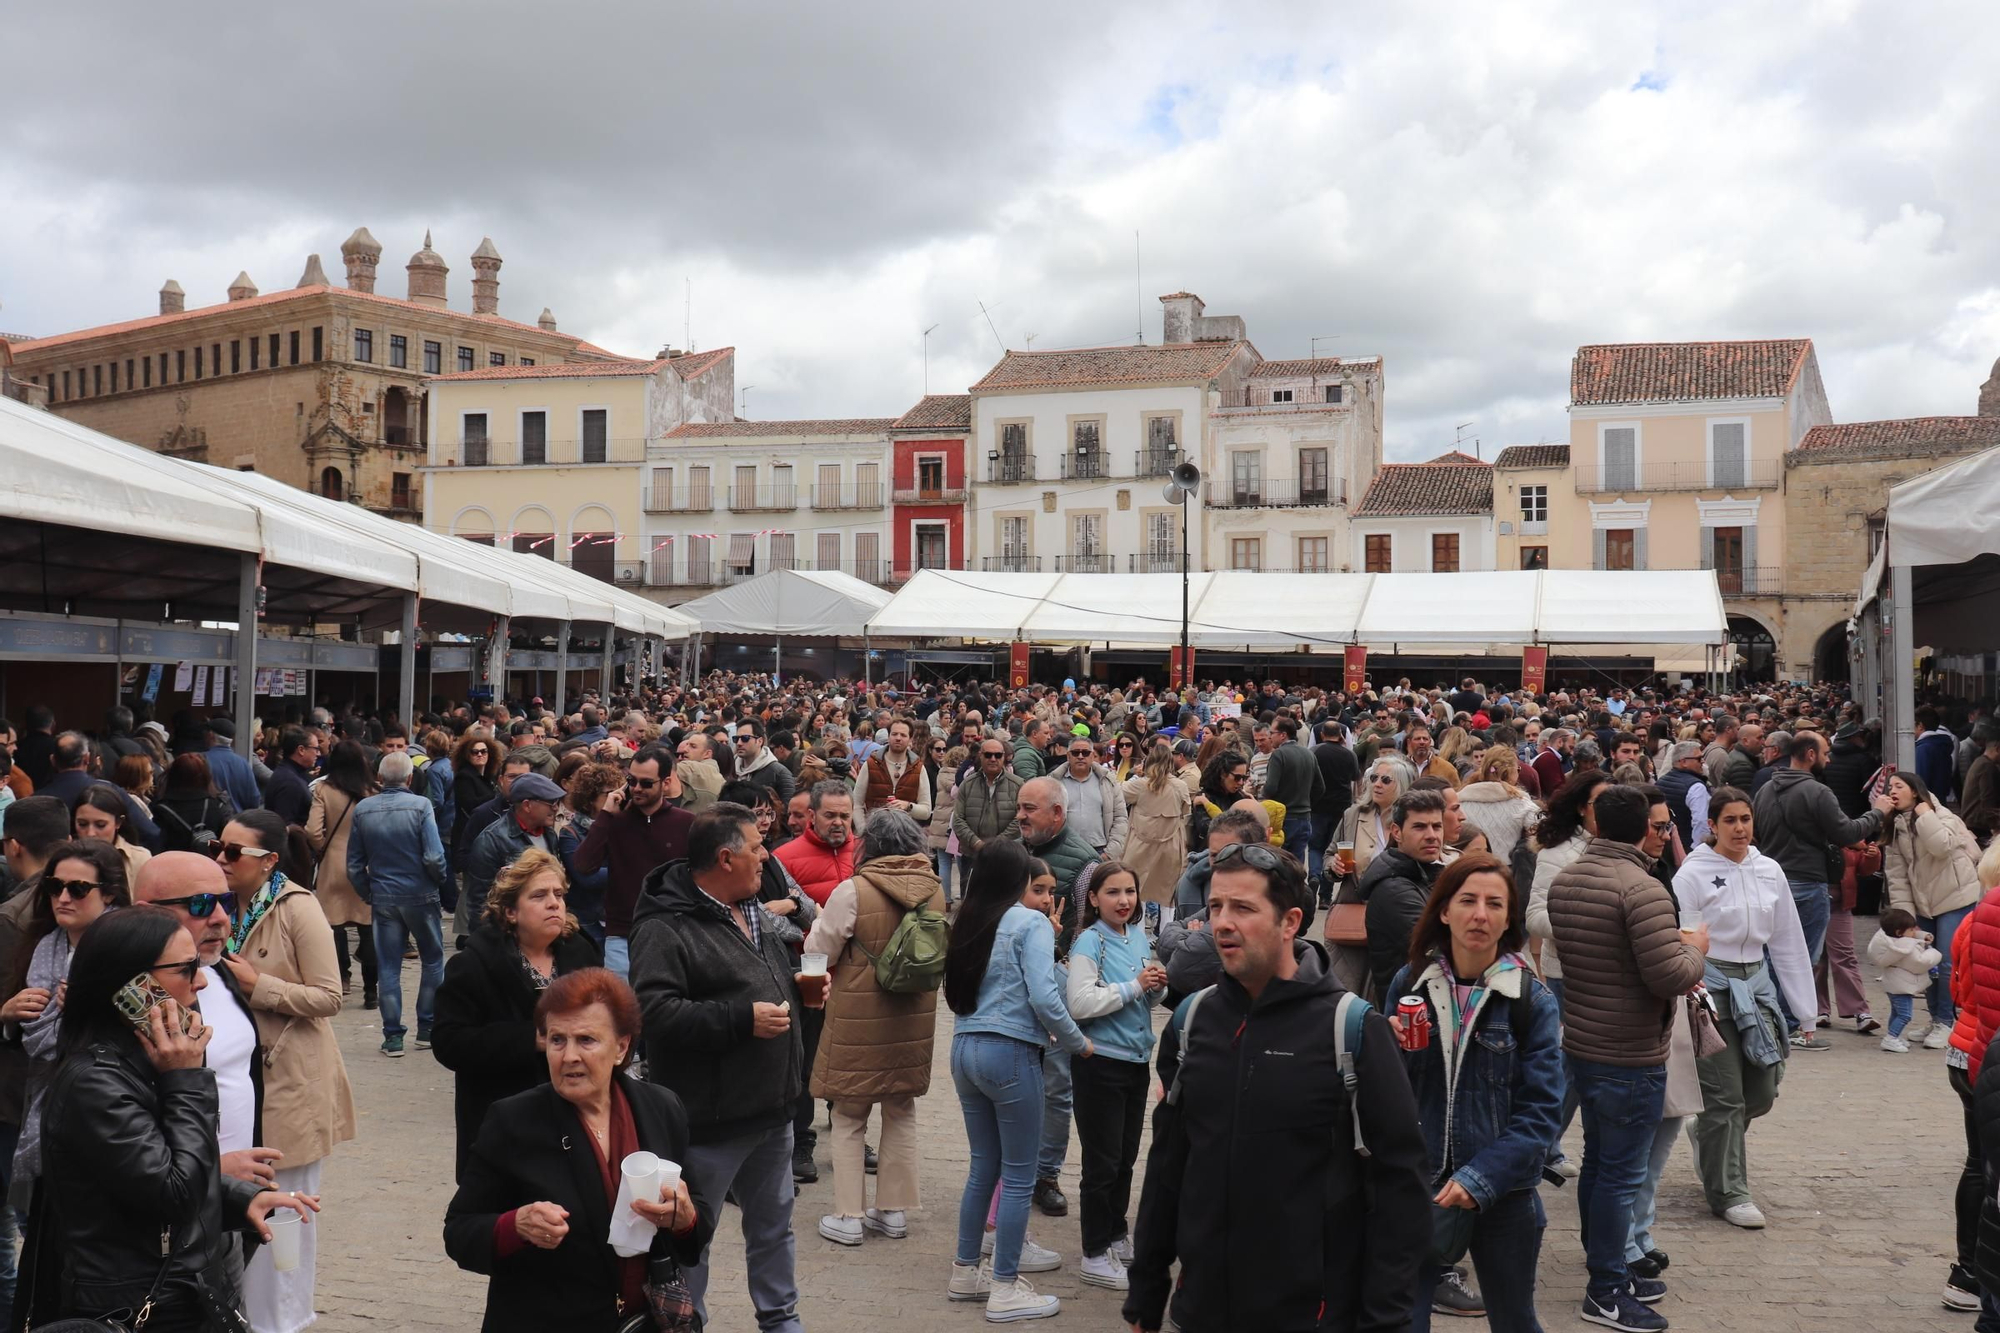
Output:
top-left (1521, 645), bottom-right (1548, 695)
top-left (1343, 646), bottom-right (1367, 696)
top-left (1169, 645), bottom-right (1196, 690)
top-left (1009, 642), bottom-right (1030, 690)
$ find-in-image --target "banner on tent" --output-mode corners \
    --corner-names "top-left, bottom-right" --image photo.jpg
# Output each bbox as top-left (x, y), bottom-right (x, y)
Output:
top-left (1343, 646), bottom-right (1367, 695)
top-left (1522, 646), bottom-right (1548, 694)
top-left (1009, 642), bottom-right (1030, 689)
top-left (1170, 645), bottom-right (1195, 690)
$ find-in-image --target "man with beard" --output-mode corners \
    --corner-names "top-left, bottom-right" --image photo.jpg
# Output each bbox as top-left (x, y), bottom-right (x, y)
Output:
top-left (574, 745), bottom-right (695, 982)
top-left (773, 781), bottom-right (857, 906)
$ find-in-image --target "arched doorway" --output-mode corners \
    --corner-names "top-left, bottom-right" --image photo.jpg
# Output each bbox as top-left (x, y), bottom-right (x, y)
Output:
top-left (319, 466), bottom-right (343, 501)
top-left (1728, 614), bottom-right (1776, 684)
top-left (383, 387), bottom-right (412, 446)
top-left (1813, 622), bottom-right (1851, 684)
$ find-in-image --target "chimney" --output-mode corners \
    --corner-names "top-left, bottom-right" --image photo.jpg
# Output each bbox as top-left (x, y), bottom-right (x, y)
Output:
top-left (159, 280), bottom-right (185, 315)
top-left (405, 231), bottom-right (448, 308)
top-left (1158, 292), bottom-right (1203, 345)
top-left (340, 226), bottom-right (382, 293)
top-left (538, 308), bottom-right (558, 332)
top-left (469, 237), bottom-right (502, 315)
top-left (296, 254), bottom-right (330, 288)
top-left (227, 271), bottom-right (259, 302)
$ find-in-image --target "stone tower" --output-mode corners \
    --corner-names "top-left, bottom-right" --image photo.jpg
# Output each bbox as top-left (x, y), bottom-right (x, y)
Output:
top-left (406, 231), bottom-right (448, 308)
top-left (341, 227), bottom-right (382, 294)
top-left (538, 307), bottom-right (558, 332)
top-left (470, 237), bottom-right (502, 315)
top-left (1982, 355), bottom-right (2000, 418)
top-left (227, 272), bottom-right (259, 302)
top-left (158, 279), bottom-right (185, 315)
top-left (296, 254), bottom-right (330, 288)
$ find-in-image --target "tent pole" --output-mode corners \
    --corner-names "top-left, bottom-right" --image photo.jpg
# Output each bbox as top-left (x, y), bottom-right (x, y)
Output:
top-left (398, 593), bottom-right (418, 726)
top-left (233, 554), bottom-right (257, 760)
top-left (774, 635), bottom-right (782, 688)
top-left (555, 620), bottom-right (570, 715)
top-left (488, 615), bottom-right (511, 709)
top-left (601, 622), bottom-right (614, 701)
top-left (1891, 561), bottom-right (1916, 772)
top-left (863, 632), bottom-right (871, 690)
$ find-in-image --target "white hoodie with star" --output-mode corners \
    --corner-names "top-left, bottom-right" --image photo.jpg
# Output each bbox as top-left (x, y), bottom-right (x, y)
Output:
top-left (1672, 842), bottom-right (1818, 1031)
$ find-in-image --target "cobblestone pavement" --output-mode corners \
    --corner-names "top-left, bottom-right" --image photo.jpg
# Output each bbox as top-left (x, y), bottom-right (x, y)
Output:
top-left (314, 924), bottom-right (1973, 1331)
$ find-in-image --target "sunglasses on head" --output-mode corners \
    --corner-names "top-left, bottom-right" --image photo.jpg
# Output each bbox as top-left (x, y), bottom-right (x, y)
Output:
top-left (213, 843), bottom-right (278, 864)
top-left (45, 878), bottom-right (100, 901)
top-left (152, 892), bottom-right (237, 919)
top-left (1212, 842), bottom-right (1285, 872)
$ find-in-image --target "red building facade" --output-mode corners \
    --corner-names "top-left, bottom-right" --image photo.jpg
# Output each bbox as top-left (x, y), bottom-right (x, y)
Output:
top-left (888, 395), bottom-right (971, 579)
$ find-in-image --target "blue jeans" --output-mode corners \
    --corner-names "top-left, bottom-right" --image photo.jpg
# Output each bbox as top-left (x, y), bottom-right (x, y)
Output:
top-left (603, 933), bottom-right (630, 983)
top-left (1920, 905), bottom-right (1971, 1025)
top-left (1778, 880), bottom-right (1832, 1031)
top-left (1888, 994), bottom-right (1915, 1037)
top-left (1626, 1115), bottom-right (1683, 1262)
top-left (371, 897), bottom-right (445, 1040)
top-left (1571, 1056), bottom-right (1667, 1302)
top-left (954, 1034), bottom-right (1047, 1282)
top-left (1038, 1046), bottom-right (1072, 1181)
top-left (1308, 811), bottom-right (1339, 884)
top-left (935, 850), bottom-right (958, 903)
top-left (1412, 1189), bottom-right (1546, 1333)
top-left (0, 1119), bottom-right (19, 1328)
top-left (1544, 978), bottom-right (1579, 1165)
top-left (1282, 813), bottom-right (1313, 866)
top-left (684, 1124), bottom-right (802, 1333)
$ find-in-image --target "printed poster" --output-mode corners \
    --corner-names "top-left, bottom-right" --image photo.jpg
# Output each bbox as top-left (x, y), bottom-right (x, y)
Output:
top-left (173, 662), bottom-right (193, 693)
top-left (192, 666), bottom-right (210, 703)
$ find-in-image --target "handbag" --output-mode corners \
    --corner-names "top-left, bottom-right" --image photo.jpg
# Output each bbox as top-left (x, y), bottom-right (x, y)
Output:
top-left (30, 1233), bottom-right (174, 1333)
top-left (1687, 989), bottom-right (1727, 1059)
top-left (614, 1254), bottom-right (700, 1333)
top-left (1428, 1198), bottom-right (1477, 1267)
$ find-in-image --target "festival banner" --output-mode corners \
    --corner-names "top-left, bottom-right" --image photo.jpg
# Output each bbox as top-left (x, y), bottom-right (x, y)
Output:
top-left (1008, 642), bottom-right (1030, 689)
top-left (1521, 645), bottom-right (1548, 695)
top-left (1169, 645), bottom-right (1196, 690)
top-left (1343, 646), bottom-right (1367, 695)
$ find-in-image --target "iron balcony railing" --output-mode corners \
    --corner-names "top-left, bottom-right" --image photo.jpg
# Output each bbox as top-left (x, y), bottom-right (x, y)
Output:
top-left (1204, 477), bottom-right (1349, 509)
top-left (1134, 448), bottom-right (1182, 478)
top-left (982, 555), bottom-right (1041, 572)
top-left (727, 485), bottom-right (800, 512)
top-left (454, 437), bottom-right (648, 467)
top-left (988, 455), bottom-right (1036, 484)
top-left (1060, 450), bottom-right (1112, 481)
top-left (643, 487), bottom-right (714, 513)
top-left (1574, 461), bottom-right (1781, 494)
top-left (810, 483), bottom-right (886, 511)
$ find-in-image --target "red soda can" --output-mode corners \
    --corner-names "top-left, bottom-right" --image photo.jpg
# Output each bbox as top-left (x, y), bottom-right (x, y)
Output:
top-left (1396, 996), bottom-right (1431, 1051)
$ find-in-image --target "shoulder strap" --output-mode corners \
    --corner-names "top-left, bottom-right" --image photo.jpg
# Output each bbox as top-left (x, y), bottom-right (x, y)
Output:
top-left (1334, 991), bottom-right (1372, 1159)
top-left (1163, 985), bottom-right (1215, 1107)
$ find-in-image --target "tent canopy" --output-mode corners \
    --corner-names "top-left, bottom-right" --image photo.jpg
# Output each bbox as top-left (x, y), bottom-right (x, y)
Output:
top-left (866, 569), bottom-right (1727, 647)
top-left (1887, 445), bottom-right (2000, 570)
top-left (674, 569), bottom-right (893, 637)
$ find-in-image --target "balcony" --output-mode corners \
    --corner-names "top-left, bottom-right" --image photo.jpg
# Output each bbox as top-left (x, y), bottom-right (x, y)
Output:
top-left (891, 486), bottom-right (969, 505)
top-left (811, 483), bottom-right (886, 511)
top-left (987, 455), bottom-right (1036, 484)
top-left (728, 485), bottom-right (800, 512)
top-left (1204, 477), bottom-right (1349, 509)
top-left (1574, 461), bottom-right (1781, 494)
top-left (1129, 553), bottom-right (1184, 573)
top-left (1715, 566), bottom-right (1781, 597)
top-left (982, 555), bottom-right (1042, 572)
top-left (644, 487), bottom-right (714, 514)
top-left (1059, 450), bottom-right (1111, 481)
top-left (1054, 553), bottom-right (1114, 573)
top-left (1134, 448), bottom-right (1182, 478)
top-left (449, 437), bottom-right (648, 467)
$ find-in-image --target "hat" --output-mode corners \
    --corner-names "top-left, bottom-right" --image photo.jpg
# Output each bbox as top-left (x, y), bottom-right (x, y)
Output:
top-left (138, 721), bottom-right (169, 741)
top-left (1833, 722), bottom-right (1862, 742)
top-left (1071, 722), bottom-right (1091, 737)
top-left (531, 696), bottom-right (545, 706)
top-left (509, 773), bottom-right (565, 804)
top-left (1469, 712), bottom-right (1491, 730)
top-left (206, 716), bottom-right (235, 739)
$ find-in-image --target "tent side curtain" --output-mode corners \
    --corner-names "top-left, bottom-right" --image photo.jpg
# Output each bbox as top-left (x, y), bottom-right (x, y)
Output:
top-left (868, 569), bottom-right (1728, 647)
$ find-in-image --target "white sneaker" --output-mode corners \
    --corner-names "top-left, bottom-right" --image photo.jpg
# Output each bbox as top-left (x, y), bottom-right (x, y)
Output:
top-left (1553, 1157), bottom-right (1581, 1180)
top-left (863, 1208), bottom-right (907, 1239)
top-left (1881, 1034), bottom-right (1911, 1053)
top-left (1079, 1252), bottom-right (1129, 1290)
top-left (1925, 1024), bottom-right (1953, 1050)
top-left (1721, 1202), bottom-right (1766, 1229)
top-left (1905, 1018), bottom-right (1932, 1041)
top-left (948, 1261), bottom-right (992, 1302)
top-left (985, 1275), bottom-right (1060, 1322)
top-left (817, 1214), bottom-right (864, 1246)
top-left (1109, 1234), bottom-right (1134, 1265)
top-left (980, 1231), bottom-right (1061, 1272)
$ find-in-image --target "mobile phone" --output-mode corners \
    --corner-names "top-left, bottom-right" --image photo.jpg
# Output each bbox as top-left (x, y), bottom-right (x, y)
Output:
top-left (112, 973), bottom-right (197, 1037)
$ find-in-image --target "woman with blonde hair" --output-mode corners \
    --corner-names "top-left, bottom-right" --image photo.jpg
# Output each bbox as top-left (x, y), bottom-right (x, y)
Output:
top-left (1456, 746), bottom-right (1542, 862)
top-left (1437, 725), bottom-right (1478, 780)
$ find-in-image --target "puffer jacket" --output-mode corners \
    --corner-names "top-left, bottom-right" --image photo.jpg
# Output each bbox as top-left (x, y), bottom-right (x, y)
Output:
top-left (1884, 804), bottom-right (1982, 919)
top-left (1949, 887), bottom-right (2000, 1078)
top-left (1359, 847), bottom-right (1441, 1004)
top-left (951, 769), bottom-right (1022, 855)
top-left (1752, 767), bottom-right (1882, 886)
top-left (1545, 839), bottom-right (1705, 1066)
top-left (1455, 781), bottom-right (1541, 860)
top-left (1526, 831), bottom-right (1588, 981)
top-left (772, 827), bottom-right (856, 906)
top-left (807, 855), bottom-right (945, 1102)
top-left (1971, 1032), bottom-right (2000, 1297)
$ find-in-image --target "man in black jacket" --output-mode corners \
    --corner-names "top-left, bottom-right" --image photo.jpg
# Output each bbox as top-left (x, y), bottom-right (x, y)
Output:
top-left (1311, 722), bottom-right (1360, 892)
top-left (1359, 789), bottom-right (1447, 1004)
top-left (1124, 844), bottom-right (1429, 1333)
top-left (629, 802), bottom-right (808, 1333)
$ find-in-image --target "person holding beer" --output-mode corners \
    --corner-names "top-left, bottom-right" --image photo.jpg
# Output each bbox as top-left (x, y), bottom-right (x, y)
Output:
top-left (1386, 852), bottom-right (1564, 1333)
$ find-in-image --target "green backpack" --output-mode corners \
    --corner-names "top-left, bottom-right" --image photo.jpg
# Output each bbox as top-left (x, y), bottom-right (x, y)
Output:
top-left (853, 900), bottom-right (951, 993)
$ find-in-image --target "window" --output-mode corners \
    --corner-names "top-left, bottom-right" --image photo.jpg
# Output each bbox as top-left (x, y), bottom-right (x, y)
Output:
top-left (997, 421), bottom-right (1030, 481)
top-left (424, 341), bottom-right (442, 375)
top-left (389, 334), bottom-right (407, 369)
top-left (725, 533), bottom-right (756, 580)
top-left (1230, 451), bottom-right (1262, 505)
top-left (319, 467), bottom-right (343, 500)
top-left (489, 351), bottom-right (506, 367)
top-left (391, 472), bottom-right (412, 510)
top-left (1520, 546), bottom-right (1549, 570)
top-left (520, 357), bottom-right (534, 367)
top-left (463, 413), bottom-right (489, 467)
top-left (1271, 389), bottom-right (1294, 404)
top-left (816, 531), bottom-right (841, 571)
top-left (1712, 525), bottom-right (1745, 593)
top-left (770, 531), bottom-right (797, 570)
top-left (856, 462), bottom-right (881, 506)
top-left (1711, 421), bottom-right (1747, 488)
top-left (194, 347), bottom-right (203, 380)
top-left (212, 344), bottom-right (221, 375)
top-left (1002, 516), bottom-right (1030, 569)
top-left (917, 456), bottom-right (945, 495)
top-left (1071, 419), bottom-right (1103, 476)
top-left (1603, 528), bottom-right (1636, 571)
top-left (1520, 485), bottom-right (1548, 524)
top-left (108, 363), bottom-right (118, 393)
top-left (581, 408), bottom-right (607, 463)
top-left (734, 464), bottom-right (757, 506)
top-left (1145, 511), bottom-right (1177, 572)
top-left (689, 465), bottom-right (712, 508)
top-left (1364, 533), bottom-right (1392, 573)
top-left (353, 329), bottom-right (373, 363)
top-left (230, 340), bottom-right (240, 374)
top-left (1070, 514), bottom-right (1105, 572)
top-left (60, 370), bottom-right (69, 399)
top-left (513, 532), bottom-right (553, 558)
top-left (1602, 425), bottom-right (1637, 491)
top-left (1000, 423), bottom-right (1028, 456)
top-left (1230, 537), bottom-right (1263, 571)
top-left (124, 357), bottom-right (133, 388)
top-left (915, 523), bottom-right (948, 571)
top-left (1431, 532), bottom-right (1460, 573)
top-left (262, 334), bottom-right (274, 368)
top-left (521, 411), bottom-right (547, 464)
top-left (289, 331), bottom-right (300, 366)
top-left (856, 531), bottom-right (882, 582)
top-left (177, 349), bottom-right (187, 382)
top-left (1147, 414), bottom-right (1177, 453)
top-left (1299, 447), bottom-right (1329, 504)
top-left (1299, 536), bottom-right (1329, 572)
top-left (1325, 384), bottom-right (1342, 404)
top-left (649, 466), bottom-right (673, 510)
top-left (817, 462), bottom-right (841, 505)
top-left (458, 346), bottom-right (474, 372)
top-left (772, 464), bottom-right (794, 506)
top-left (93, 365), bottom-right (102, 395)
top-left (573, 533), bottom-right (615, 583)
top-left (142, 356), bottom-right (152, 388)
top-left (688, 535), bottom-right (713, 584)
top-left (311, 327), bottom-right (322, 362)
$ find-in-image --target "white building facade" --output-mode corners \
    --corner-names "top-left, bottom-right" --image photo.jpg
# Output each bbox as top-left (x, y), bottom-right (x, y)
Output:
top-left (1349, 453), bottom-right (1497, 572)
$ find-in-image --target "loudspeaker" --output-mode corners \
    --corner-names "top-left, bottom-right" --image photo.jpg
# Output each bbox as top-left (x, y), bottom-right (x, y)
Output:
top-left (1171, 461), bottom-right (1202, 491)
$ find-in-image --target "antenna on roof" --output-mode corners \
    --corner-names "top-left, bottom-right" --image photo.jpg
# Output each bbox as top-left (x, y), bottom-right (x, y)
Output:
top-left (921, 323), bottom-right (940, 395)
top-left (977, 302), bottom-right (1005, 354)
top-left (740, 385), bottom-right (756, 417)
top-left (1310, 336), bottom-right (1340, 358)
top-left (1134, 231), bottom-right (1143, 345)
top-left (685, 278), bottom-right (692, 355)
top-left (1024, 333), bottom-right (1037, 351)
top-left (1455, 422), bottom-right (1478, 460)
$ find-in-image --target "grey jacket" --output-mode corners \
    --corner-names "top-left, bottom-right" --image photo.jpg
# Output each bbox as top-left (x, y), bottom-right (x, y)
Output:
top-left (347, 785), bottom-right (447, 903)
top-left (953, 769), bottom-right (1023, 853)
top-left (1751, 767), bottom-right (1882, 886)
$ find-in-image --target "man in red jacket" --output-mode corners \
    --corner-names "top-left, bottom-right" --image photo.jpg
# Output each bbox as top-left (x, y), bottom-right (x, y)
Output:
top-left (774, 780), bottom-right (857, 905)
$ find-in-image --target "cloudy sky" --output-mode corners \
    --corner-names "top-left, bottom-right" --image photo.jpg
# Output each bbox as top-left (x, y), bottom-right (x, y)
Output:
top-left (5, 2), bottom-right (1998, 459)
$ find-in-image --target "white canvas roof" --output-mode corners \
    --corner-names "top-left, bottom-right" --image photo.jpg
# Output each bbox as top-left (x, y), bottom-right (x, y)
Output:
top-left (674, 568), bottom-right (893, 637)
top-left (1887, 445), bottom-right (2000, 569)
top-left (868, 569), bottom-right (1727, 647)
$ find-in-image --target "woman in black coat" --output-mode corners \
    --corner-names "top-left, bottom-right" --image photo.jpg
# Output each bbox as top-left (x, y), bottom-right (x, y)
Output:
top-left (432, 849), bottom-right (601, 1180)
top-left (444, 968), bottom-right (710, 1333)
top-left (451, 734), bottom-right (503, 864)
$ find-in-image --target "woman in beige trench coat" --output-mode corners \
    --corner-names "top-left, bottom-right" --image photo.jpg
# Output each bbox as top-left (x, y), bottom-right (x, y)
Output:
top-left (1120, 744), bottom-right (1193, 928)
top-left (307, 740), bottom-right (377, 1007)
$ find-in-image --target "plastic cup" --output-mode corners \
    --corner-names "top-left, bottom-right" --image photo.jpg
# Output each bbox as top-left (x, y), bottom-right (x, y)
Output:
top-left (1679, 908), bottom-right (1702, 931)
top-left (800, 953), bottom-right (828, 977)
top-left (268, 1209), bottom-right (301, 1272)
top-left (621, 1150), bottom-right (663, 1202)
top-left (657, 1160), bottom-right (683, 1191)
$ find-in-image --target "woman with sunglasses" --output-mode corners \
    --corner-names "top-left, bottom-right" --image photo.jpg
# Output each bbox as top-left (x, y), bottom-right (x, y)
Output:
top-left (3, 838), bottom-right (127, 1216)
top-left (74, 780), bottom-right (153, 899)
top-left (310, 740), bottom-right (379, 1006)
top-left (1109, 735), bottom-right (1139, 784)
top-left (451, 733), bottom-right (506, 878)
top-left (1328, 754), bottom-right (1416, 885)
top-left (214, 808), bottom-right (355, 1330)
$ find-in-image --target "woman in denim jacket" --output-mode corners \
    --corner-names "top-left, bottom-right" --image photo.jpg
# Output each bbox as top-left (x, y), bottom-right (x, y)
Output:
top-left (1388, 852), bottom-right (1564, 1333)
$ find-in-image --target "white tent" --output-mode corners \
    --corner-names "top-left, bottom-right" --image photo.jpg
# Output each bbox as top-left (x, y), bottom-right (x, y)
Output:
top-left (1886, 446), bottom-right (2000, 569)
top-left (866, 568), bottom-right (1727, 648)
top-left (673, 569), bottom-right (893, 637)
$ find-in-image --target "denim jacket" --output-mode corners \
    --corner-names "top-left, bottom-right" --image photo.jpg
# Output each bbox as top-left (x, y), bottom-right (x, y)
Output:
top-left (954, 904), bottom-right (1089, 1055)
top-left (1387, 952), bottom-right (1563, 1208)
top-left (346, 785), bottom-right (447, 904)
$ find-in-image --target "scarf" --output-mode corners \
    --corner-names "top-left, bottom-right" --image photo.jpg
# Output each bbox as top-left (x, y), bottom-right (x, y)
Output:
top-left (229, 868), bottom-right (287, 955)
top-left (514, 938), bottom-right (554, 991)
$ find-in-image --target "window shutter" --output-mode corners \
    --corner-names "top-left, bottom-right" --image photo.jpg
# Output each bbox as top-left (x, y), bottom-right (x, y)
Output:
top-left (1603, 427), bottom-right (1636, 490)
top-left (1592, 529), bottom-right (1606, 571)
top-left (1699, 525), bottom-right (1715, 570)
top-left (1743, 526), bottom-right (1759, 591)
top-left (1634, 528), bottom-right (1648, 571)
top-left (1712, 423), bottom-right (1746, 488)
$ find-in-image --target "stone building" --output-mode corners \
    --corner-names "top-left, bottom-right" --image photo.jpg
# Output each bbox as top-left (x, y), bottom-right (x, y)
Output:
top-left (1, 229), bottom-right (629, 516)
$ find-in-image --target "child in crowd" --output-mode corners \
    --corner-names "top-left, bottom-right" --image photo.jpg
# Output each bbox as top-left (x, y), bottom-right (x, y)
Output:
top-left (1063, 861), bottom-right (1166, 1292)
top-left (1868, 907), bottom-right (1943, 1053)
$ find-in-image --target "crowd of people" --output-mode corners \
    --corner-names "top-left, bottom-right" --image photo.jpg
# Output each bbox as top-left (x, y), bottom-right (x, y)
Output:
top-left (0, 669), bottom-right (1994, 1330)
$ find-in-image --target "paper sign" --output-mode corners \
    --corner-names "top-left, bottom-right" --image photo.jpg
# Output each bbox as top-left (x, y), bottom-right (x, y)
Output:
top-left (174, 662), bottom-right (194, 693)
top-left (192, 666), bottom-right (209, 702)
top-left (142, 664), bottom-right (163, 703)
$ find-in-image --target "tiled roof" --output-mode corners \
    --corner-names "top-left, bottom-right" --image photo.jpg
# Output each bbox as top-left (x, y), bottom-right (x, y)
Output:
top-left (971, 342), bottom-right (1245, 392)
top-left (1352, 453), bottom-right (1494, 517)
top-left (5, 285), bottom-right (610, 356)
top-left (664, 418), bottom-right (898, 440)
top-left (1248, 356), bottom-right (1379, 379)
top-left (1795, 416), bottom-right (2000, 455)
top-left (662, 346), bottom-right (732, 381)
top-left (1493, 444), bottom-right (1571, 469)
top-left (430, 359), bottom-right (667, 382)
top-left (1571, 339), bottom-right (1812, 406)
top-left (891, 394), bottom-right (972, 432)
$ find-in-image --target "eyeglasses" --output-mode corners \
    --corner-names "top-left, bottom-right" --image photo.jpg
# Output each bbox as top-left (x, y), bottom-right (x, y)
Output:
top-left (1213, 842), bottom-right (1285, 872)
top-left (734, 735), bottom-right (756, 745)
top-left (150, 892), bottom-right (237, 919)
top-left (1647, 819), bottom-right (1674, 833)
top-left (212, 843), bottom-right (278, 864)
top-left (470, 747), bottom-right (489, 757)
top-left (150, 960), bottom-right (201, 984)
top-left (627, 777), bottom-right (661, 790)
top-left (979, 751), bottom-right (1005, 760)
top-left (45, 878), bottom-right (100, 901)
